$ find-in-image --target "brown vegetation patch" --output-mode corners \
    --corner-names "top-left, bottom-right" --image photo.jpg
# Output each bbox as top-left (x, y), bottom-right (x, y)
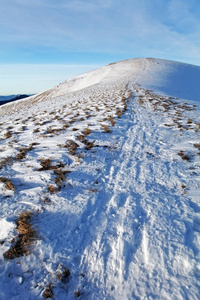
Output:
top-left (102, 124), bottom-right (111, 133)
top-left (77, 134), bottom-right (86, 142)
top-left (75, 290), bottom-right (82, 298)
top-left (83, 128), bottom-right (91, 136)
top-left (3, 211), bottom-right (36, 259)
top-left (116, 108), bottom-right (122, 118)
top-left (62, 123), bottom-right (69, 129)
top-left (4, 131), bottom-right (12, 139)
top-left (34, 128), bottom-right (40, 133)
top-left (178, 151), bottom-right (190, 161)
top-left (43, 283), bottom-right (54, 299)
top-left (108, 116), bottom-right (115, 127)
top-left (88, 188), bottom-right (98, 193)
top-left (194, 143), bottom-right (200, 150)
top-left (47, 184), bottom-right (59, 194)
top-left (0, 177), bottom-right (15, 190)
top-left (85, 141), bottom-right (95, 150)
top-left (77, 134), bottom-right (94, 150)
top-left (46, 127), bottom-right (63, 135)
top-left (64, 140), bottom-right (79, 156)
top-left (0, 157), bottom-right (13, 169)
top-left (54, 169), bottom-right (66, 188)
top-left (57, 267), bottom-right (70, 282)
top-left (38, 158), bottom-right (57, 171)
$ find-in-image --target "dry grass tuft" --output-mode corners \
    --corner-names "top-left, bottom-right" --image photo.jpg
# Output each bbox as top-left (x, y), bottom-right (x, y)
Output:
top-left (108, 116), bottom-right (115, 127)
top-left (195, 123), bottom-right (200, 130)
top-left (194, 143), bottom-right (200, 150)
top-left (47, 184), bottom-right (58, 194)
top-left (85, 141), bottom-right (95, 150)
top-left (77, 135), bottom-right (94, 150)
top-left (46, 127), bottom-right (63, 135)
top-left (15, 144), bottom-right (34, 160)
top-left (4, 131), bottom-right (12, 139)
top-left (88, 188), bottom-right (98, 193)
top-left (77, 134), bottom-right (86, 142)
top-left (54, 169), bottom-right (66, 188)
top-left (57, 267), bottom-right (70, 282)
top-left (42, 197), bottom-right (52, 204)
top-left (102, 124), bottom-right (111, 133)
top-left (116, 108), bottom-right (122, 118)
top-left (3, 211), bottom-right (36, 259)
top-left (64, 140), bottom-right (79, 156)
top-left (33, 128), bottom-right (40, 133)
top-left (38, 158), bottom-right (57, 171)
top-left (83, 128), bottom-right (91, 136)
top-left (62, 123), bottom-right (69, 130)
top-left (75, 290), bottom-right (82, 298)
top-left (178, 151), bottom-right (190, 161)
top-left (0, 157), bottom-right (13, 169)
top-left (0, 177), bottom-right (15, 190)
top-left (43, 283), bottom-right (54, 299)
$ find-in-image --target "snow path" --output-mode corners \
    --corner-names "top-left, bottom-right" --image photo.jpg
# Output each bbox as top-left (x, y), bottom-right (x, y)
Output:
top-left (66, 91), bottom-right (200, 299)
top-left (0, 58), bottom-right (200, 299)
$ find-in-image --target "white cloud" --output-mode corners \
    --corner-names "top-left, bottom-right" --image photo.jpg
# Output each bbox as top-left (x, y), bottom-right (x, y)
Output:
top-left (0, 0), bottom-right (200, 65)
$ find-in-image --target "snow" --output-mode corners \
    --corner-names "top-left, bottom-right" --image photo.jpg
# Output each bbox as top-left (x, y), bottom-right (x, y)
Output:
top-left (0, 219), bottom-right (15, 242)
top-left (0, 58), bottom-right (200, 299)
top-left (139, 58), bottom-right (200, 103)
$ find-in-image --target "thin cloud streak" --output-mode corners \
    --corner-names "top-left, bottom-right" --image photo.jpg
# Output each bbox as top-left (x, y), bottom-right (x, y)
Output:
top-left (0, 0), bottom-right (199, 65)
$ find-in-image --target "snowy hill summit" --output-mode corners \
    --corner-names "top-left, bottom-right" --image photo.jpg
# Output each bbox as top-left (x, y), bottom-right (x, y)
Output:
top-left (1, 58), bottom-right (200, 117)
top-left (0, 58), bottom-right (200, 299)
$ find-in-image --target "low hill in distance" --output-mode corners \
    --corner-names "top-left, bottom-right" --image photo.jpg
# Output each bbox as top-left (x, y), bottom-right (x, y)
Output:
top-left (0, 94), bottom-right (32, 106)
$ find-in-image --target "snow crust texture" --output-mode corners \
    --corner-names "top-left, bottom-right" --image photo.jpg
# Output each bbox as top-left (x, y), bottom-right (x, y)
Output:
top-left (0, 58), bottom-right (200, 299)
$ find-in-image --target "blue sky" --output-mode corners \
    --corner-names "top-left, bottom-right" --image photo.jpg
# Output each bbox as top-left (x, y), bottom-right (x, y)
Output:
top-left (0, 0), bottom-right (200, 95)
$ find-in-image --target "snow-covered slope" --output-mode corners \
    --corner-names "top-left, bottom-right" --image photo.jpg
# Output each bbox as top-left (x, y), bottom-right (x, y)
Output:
top-left (0, 58), bottom-right (200, 299)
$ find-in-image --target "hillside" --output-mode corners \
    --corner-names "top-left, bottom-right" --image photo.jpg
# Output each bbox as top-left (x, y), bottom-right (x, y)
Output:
top-left (0, 58), bottom-right (200, 299)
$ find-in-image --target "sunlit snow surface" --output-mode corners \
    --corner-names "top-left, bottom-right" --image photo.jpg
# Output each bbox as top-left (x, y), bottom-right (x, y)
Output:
top-left (0, 58), bottom-right (200, 299)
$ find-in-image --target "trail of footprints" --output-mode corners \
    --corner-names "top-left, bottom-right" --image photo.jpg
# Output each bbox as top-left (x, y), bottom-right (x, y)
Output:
top-left (0, 86), bottom-right (132, 297)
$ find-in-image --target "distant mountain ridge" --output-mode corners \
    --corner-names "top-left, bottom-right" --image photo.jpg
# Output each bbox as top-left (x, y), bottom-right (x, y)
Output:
top-left (0, 94), bottom-right (32, 105)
